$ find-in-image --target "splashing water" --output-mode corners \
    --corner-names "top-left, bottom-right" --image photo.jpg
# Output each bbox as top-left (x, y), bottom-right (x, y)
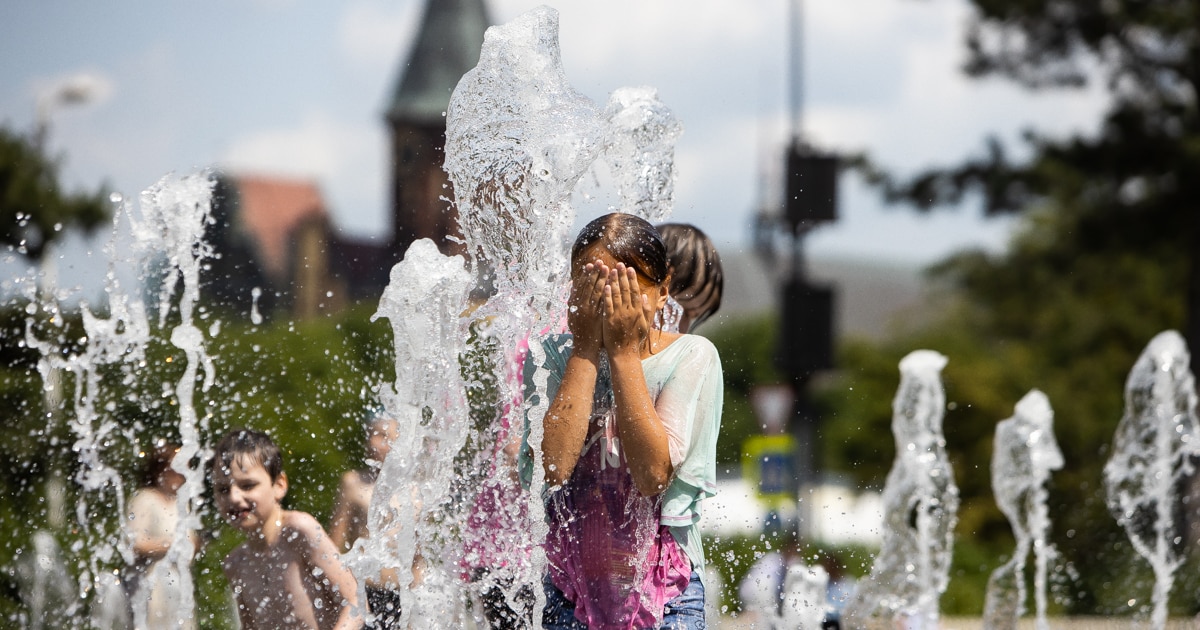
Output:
top-left (842, 350), bottom-right (958, 630)
top-left (445, 4), bottom-right (681, 322)
top-left (23, 172), bottom-right (216, 627)
top-left (781, 563), bottom-right (829, 630)
top-left (349, 239), bottom-right (473, 627)
top-left (440, 5), bottom-right (682, 625)
top-left (14, 531), bottom-right (80, 629)
top-left (1104, 330), bottom-right (1199, 629)
top-left (983, 389), bottom-right (1063, 630)
top-left (131, 173), bottom-right (217, 627)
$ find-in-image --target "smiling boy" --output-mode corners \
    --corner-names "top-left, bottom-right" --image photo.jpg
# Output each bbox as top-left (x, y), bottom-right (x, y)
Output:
top-left (211, 429), bottom-right (362, 630)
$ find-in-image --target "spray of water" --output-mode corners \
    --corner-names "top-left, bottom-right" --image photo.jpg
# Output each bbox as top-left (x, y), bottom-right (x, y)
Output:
top-left (780, 564), bottom-right (829, 630)
top-left (1103, 330), bottom-right (1199, 629)
top-left (344, 238), bottom-right (473, 627)
top-left (22, 172), bottom-right (216, 627)
top-left (842, 350), bottom-right (958, 630)
top-left (439, 5), bottom-right (681, 624)
top-left (131, 173), bottom-right (217, 627)
top-left (24, 235), bottom-right (145, 613)
top-left (983, 389), bottom-right (1063, 630)
top-left (14, 531), bottom-right (79, 629)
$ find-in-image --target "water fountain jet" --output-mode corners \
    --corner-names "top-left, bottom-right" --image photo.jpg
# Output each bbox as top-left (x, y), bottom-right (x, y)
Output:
top-left (1104, 330), bottom-right (1199, 629)
top-left (983, 389), bottom-right (1062, 630)
top-left (842, 349), bottom-right (957, 630)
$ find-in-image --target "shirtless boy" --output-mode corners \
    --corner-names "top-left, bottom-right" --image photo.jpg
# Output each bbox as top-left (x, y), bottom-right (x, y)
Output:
top-left (212, 429), bottom-right (362, 630)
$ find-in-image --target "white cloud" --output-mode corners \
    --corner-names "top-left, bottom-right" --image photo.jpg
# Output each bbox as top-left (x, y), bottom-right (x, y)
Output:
top-left (218, 112), bottom-right (388, 236)
top-left (804, 10), bottom-right (1108, 173)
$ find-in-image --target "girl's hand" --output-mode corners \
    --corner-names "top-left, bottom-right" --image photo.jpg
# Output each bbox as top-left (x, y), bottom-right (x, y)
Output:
top-left (568, 260), bottom-right (607, 360)
top-left (601, 264), bottom-right (650, 358)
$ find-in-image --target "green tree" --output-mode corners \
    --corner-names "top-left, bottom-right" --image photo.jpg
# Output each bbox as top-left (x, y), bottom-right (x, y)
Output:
top-left (0, 126), bottom-right (108, 261)
top-left (839, 2), bottom-right (1200, 615)
top-left (827, 176), bottom-right (1195, 614)
top-left (864, 0), bottom-right (1200, 374)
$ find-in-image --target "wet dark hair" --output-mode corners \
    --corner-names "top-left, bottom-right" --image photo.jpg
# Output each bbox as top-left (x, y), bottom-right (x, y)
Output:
top-left (212, 428), bottom-right (284, 482)
top-left (657, 223), bottom-right (723, 329)
top-left (142, 441), bottom-right (181, 488)
top-left (570, 213), bottom-right (670, 285)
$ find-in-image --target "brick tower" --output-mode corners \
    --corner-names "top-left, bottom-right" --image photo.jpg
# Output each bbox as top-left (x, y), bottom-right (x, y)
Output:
top-left (385, 0), bottom-right (489, 260)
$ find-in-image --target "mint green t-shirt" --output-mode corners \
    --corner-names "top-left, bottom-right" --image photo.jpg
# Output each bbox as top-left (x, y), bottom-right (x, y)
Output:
top-left (519, 333), bottom-right (724, 576)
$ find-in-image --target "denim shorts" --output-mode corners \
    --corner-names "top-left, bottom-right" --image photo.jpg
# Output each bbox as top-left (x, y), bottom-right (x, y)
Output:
top-left (541, 571), bottom-right (706, 630)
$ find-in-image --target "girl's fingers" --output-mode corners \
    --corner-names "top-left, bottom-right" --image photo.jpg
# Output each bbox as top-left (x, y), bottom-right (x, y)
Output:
top-left (613, 263), bottom-right (630, 309)
top-left (603, 283), bottom-right (615, 317)
top-left (589, 261), bottom-right (608, 304)
top-left (626, 267), bottom-right (638, 309)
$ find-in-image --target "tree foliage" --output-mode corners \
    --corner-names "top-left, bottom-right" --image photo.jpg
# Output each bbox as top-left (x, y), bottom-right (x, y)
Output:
top-left (0, 126), bottom-right (108, 261)
top-left (0, 301), bottom-right (395, 627)
top-left (861, 0), bottom-right (1200, 373)
top-left (828, 1), bottom-right (1200, 611)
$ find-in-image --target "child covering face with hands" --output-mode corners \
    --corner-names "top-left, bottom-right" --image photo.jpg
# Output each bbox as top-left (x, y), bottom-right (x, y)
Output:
top-left (520, 213), bottom-right (724, 630)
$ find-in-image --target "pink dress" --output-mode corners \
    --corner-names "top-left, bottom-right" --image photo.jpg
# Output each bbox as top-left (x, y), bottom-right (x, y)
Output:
top-left (543, 406), bottom-right (692, 629)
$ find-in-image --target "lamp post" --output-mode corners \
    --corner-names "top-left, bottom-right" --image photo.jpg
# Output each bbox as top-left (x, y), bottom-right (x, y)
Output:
top-left (33, 75), bottom-right (97, 531)
top-left (34, 74), bottom-right (100, 150)
top-left (752, 0), bottom-right (839, 540)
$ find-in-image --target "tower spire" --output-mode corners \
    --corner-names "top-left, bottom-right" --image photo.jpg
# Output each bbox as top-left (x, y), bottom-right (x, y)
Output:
top-left (386, 0), bottom-right (490, 127)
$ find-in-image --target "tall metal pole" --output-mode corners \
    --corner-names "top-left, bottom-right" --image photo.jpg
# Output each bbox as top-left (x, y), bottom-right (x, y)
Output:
top-left (789, 0), bottom-right (804, 143)
top-left (33, 78), bottom-right (95, 532)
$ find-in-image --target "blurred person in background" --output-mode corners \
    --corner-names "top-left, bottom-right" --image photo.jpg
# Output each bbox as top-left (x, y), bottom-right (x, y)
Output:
top-left (124, 441), bottom-right (198, 630)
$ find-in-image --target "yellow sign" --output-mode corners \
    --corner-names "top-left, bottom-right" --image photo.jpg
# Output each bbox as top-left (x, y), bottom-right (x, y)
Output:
top-left (741, 434), bottom-right (796, 506)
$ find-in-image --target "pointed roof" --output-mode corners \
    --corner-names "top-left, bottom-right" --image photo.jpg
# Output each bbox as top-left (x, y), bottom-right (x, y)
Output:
top-left (386, 0), bottom-right (490, 127)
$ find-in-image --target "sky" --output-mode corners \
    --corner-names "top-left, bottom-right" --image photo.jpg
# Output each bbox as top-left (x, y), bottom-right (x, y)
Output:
top-left (0, 0), bottom-right (1110, 279)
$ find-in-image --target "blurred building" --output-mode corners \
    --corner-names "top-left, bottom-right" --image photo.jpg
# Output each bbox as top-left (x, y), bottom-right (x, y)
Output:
top-left (207, 0), bottom-right (489, 320)
top-left (387, 0), bottom-right (488, 259)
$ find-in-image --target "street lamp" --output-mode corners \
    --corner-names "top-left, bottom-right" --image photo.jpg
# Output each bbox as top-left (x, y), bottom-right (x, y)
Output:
top-left (34, 74), bottom-right (102, 150)
top-left (32, 74), bottom-right (99, 530)
top-left (751, 0), bottom-right (840, 540)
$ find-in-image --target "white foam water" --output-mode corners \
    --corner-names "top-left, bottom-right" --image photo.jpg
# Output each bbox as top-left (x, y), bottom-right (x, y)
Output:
top-left (439, 5), bottom-right (682, 625)
top-left (347, 238), bottom-right (473, 627)
top-left (23, 172), bottom-right (216, 627)
top-left (842, 350), bottom-right (958, 630)
top-left (983, 389), bottom-right (1063, 630)
top-left (1104, 330), bottom-right (1199, 629)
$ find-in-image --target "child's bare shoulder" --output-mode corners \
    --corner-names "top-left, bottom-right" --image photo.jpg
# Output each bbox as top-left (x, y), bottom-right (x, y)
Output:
top-left (339, 469), bottom-right (367, 492)
top-left (280, 510), bottom-right (331, 547)
top-left (281, 509), bottom-right (322, 530)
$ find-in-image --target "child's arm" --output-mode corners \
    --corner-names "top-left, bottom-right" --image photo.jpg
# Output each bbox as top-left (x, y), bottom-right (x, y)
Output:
top-left (604, 265), bottom-right (673, 496)
top-left (541, 262), bottom-right (606, 486)
top-left (327, 471), bottom-right (358, 553)
top-left (289, 513), bottom-right (363, 630)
